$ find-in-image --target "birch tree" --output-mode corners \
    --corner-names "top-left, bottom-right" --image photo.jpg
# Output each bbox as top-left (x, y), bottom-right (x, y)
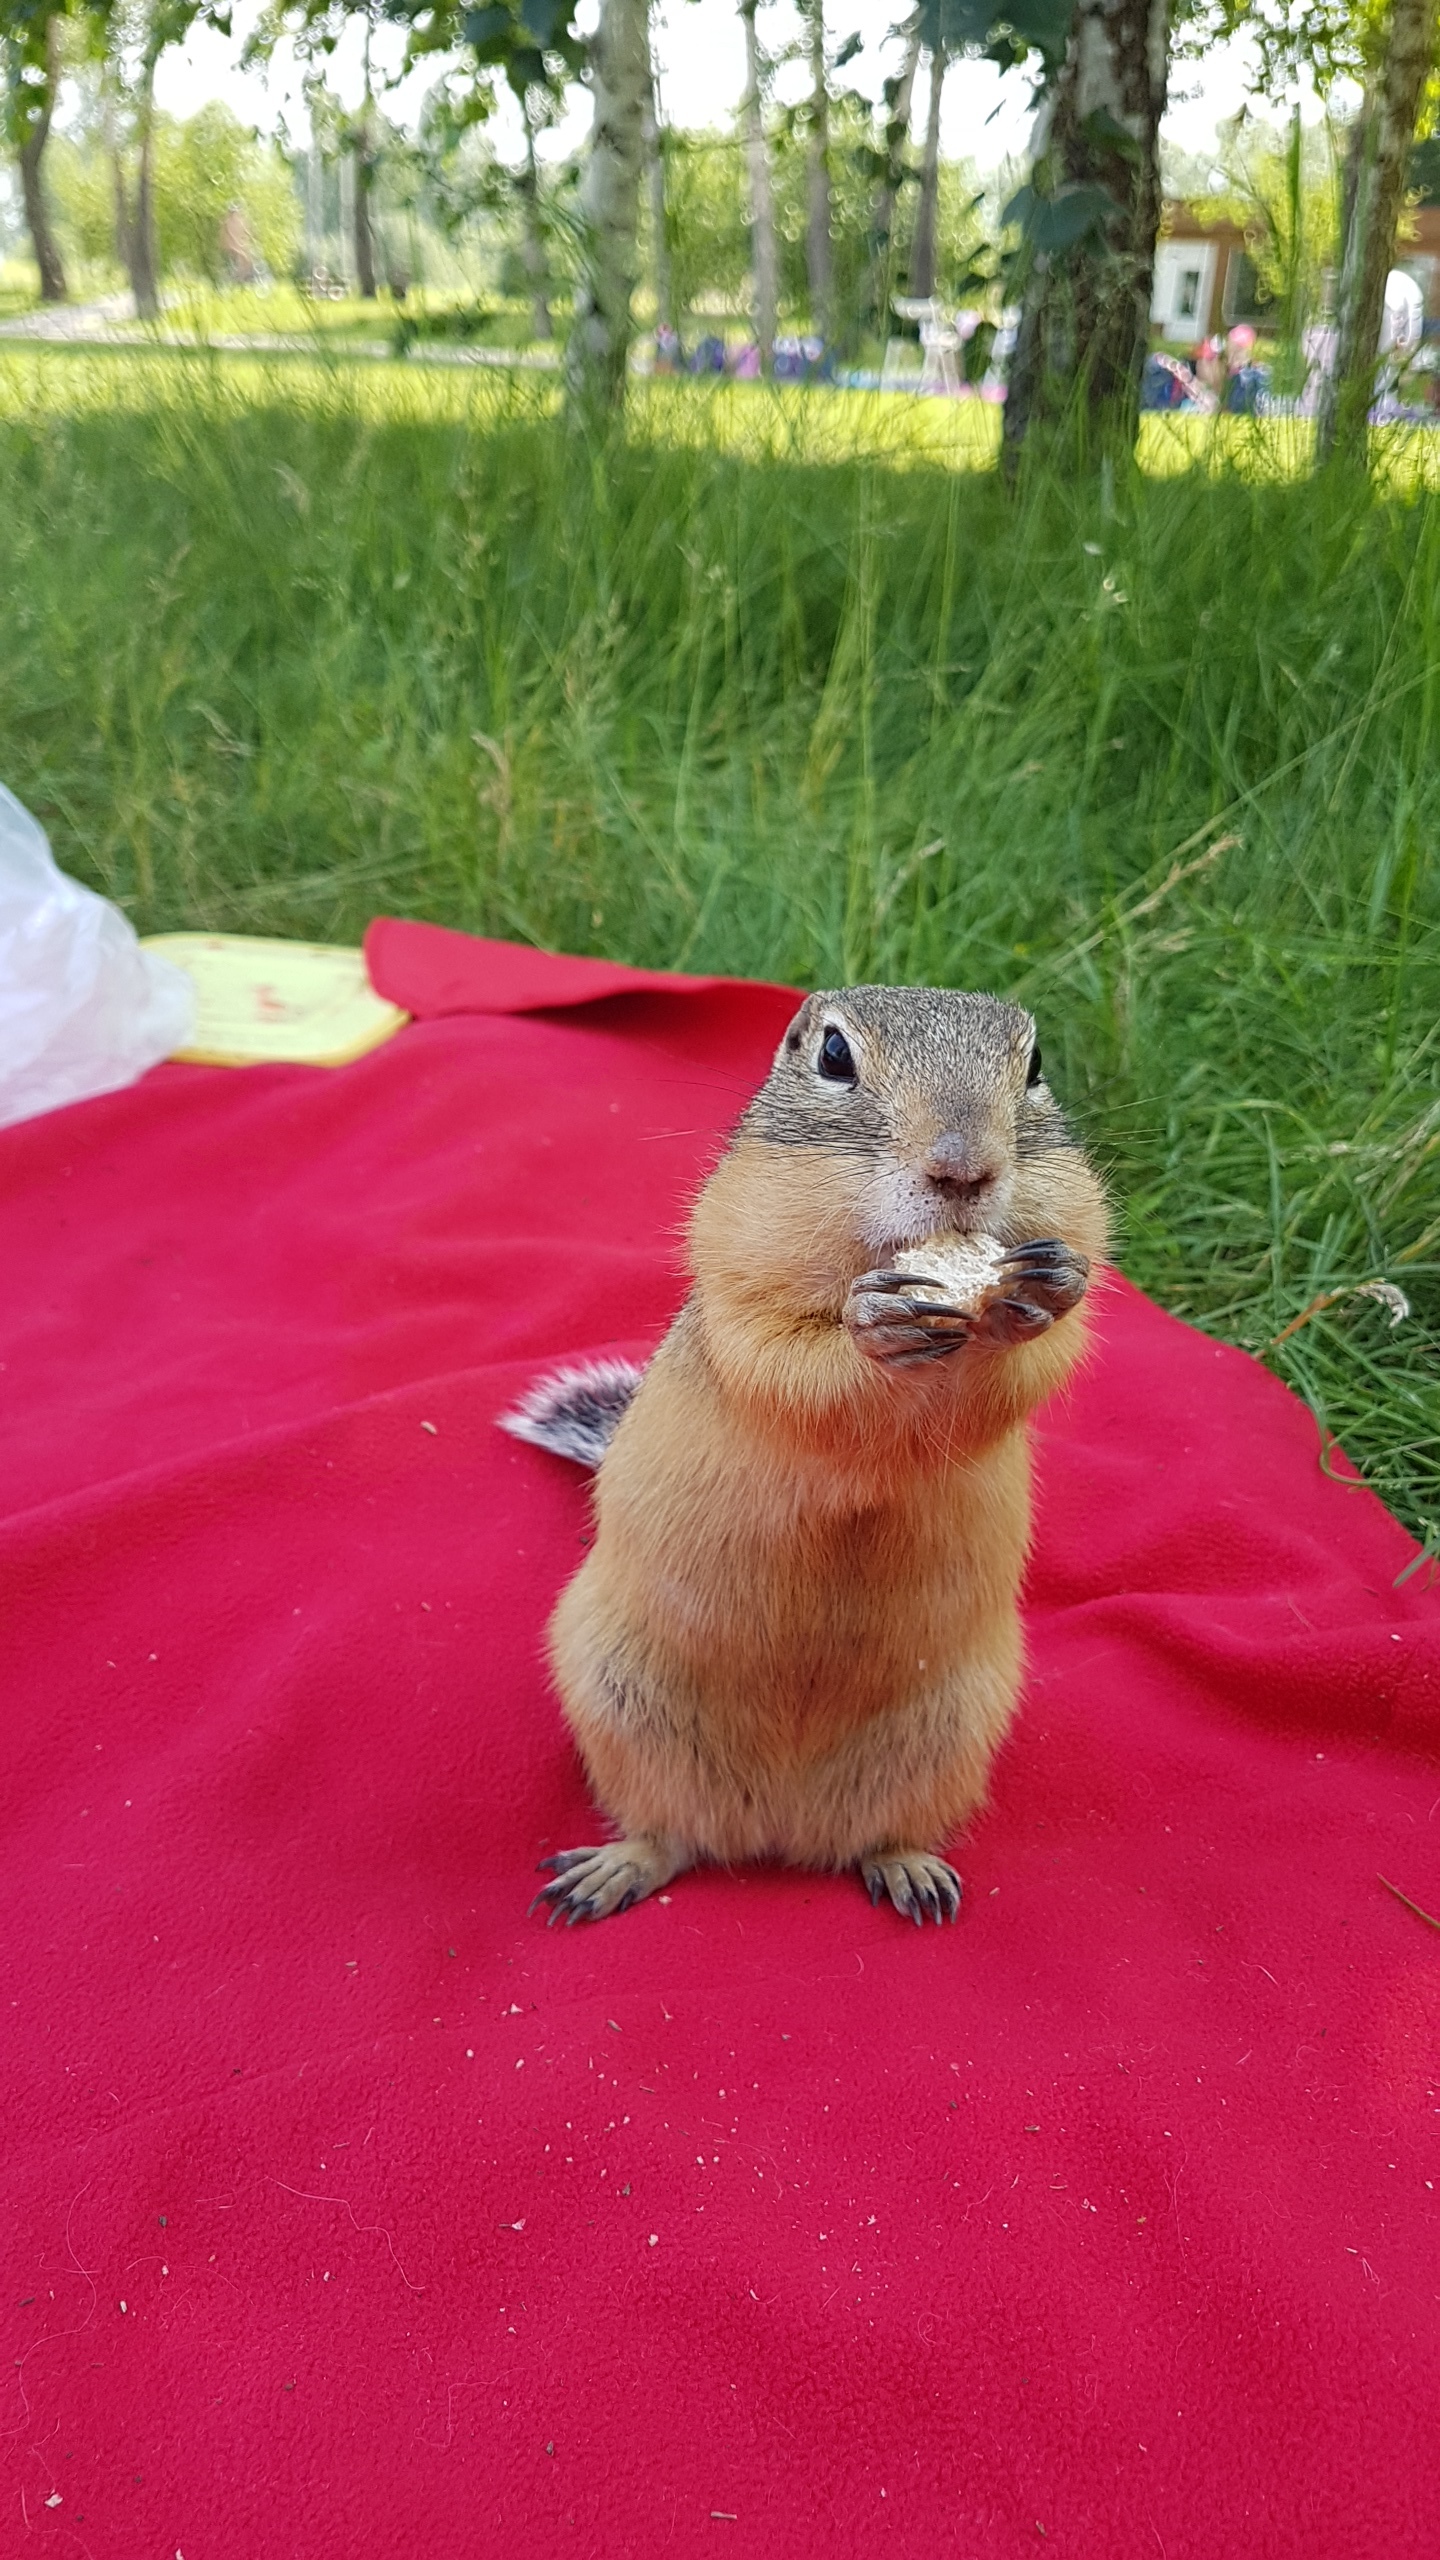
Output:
top-left (277, 0), bottom-right (581, 339)
top-left (567, 0), bottom-right (650, 407)
top-left (381, 0), bottom-right (633, 400)
top-left (1315, 0), bottom-right (1440, 460)
top-left (107, 6), bottom-right (163, 317)
top-left (351, 110), bottom-right (378, 291)
top-left (1180, 0), bottom-right (1440, 466)
top-left (517, 85), bottom-right (552, 337)
top-left (642, 45), bottom-right (674, 340)
top-left (350, 9), bottom-right (381, 296)
top-left (302, 71), bottom-right (383, 297)
top-left (907, 36), bottom-right (946, 292)
top-left (739, 0), bottom-right (779, 369)
top-left (868, 11), bottom-right (922, 327)
top-left (996, 0), bottom-right (1172, 465)
top-left (800, 0), bottom-right (831, 334)
top-left (103, 0), bottom-right (222, 320)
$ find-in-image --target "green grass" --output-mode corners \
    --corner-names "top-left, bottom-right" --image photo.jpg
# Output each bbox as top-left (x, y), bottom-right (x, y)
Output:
top-left (0, 348), bottom-right (1435, 1553)
top-left (155, 280), bottom-right (404, 341)
top-left (150, 281), bottom-right (549, 351)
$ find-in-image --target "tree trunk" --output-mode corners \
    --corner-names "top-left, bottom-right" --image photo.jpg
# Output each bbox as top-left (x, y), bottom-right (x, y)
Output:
top-left (354, 106), bottom-right (378, 299)
top-left (567, 0), bottom-right (650, 410)
top-left (353, 160), bottom-right (376, 298)
top-left (338, 149), bottom-right (354, 288)
top-left (1000, 0), bottom-right (1171, 472)
top-left (907, 43), bottom-right (946, 297)
top-left (1280, 100), bottom-right (1303, 344)
top-left (16, 15), bottom-right (67, 303)
top-left (870, 13), bottom-right (922, 330)
top-left (1315, 0), bottom-right (1440, 464)
top-left (352, 15), bottom-right (379, 300)
top-left (128, 56), bottom-right (160, 321)
top-left (106, 74), bottom-right (131, 278)
top-left (804, 0), bottom-right (831, 338)
top-left (739, 0), bottom-right (778, 373)
top-left (518, 94), bottom-right (553, 341)
top-left (642, 55), bottom-right (673, 339)
top-left (305, 141), bottom-right (323, 278)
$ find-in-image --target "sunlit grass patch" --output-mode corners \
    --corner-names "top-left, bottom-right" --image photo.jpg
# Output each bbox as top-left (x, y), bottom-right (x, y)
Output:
top-left (153, 280), bottom-right (403, 343)
top-left (0, 343), bottom-right (558, 428)
top-left (629, 379), bottom-right (1003, 469)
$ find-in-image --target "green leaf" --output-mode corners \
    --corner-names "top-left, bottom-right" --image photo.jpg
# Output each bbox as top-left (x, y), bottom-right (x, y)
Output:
top-left (503, 43), bottom-right (547, 87)
top-left (993, 0), bottom-right (1073, 63)
top-left (916, 0), bottom-right (1072, 62)
top-left (518, 0), bottom-right (575, 45)
top-left (1030, 182), bottom-right (1119, 251)
top-left (1081, 103), bottom-right (1142, 160)
top-left (462, 4), bottom-right (513, 53)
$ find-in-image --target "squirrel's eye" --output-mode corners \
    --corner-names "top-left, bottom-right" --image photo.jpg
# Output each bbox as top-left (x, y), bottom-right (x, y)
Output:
top-left (1026, 1043), bottom-right (1043, 1088)
top-left (817, 1026), bottom-right (856, 1083)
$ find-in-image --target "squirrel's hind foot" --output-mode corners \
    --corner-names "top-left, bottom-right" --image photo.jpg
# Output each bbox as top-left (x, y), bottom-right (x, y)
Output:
top-left (530, 1835), bottom-right (689, 1926)
top-left (860, 1849), bottom-right (962, 1927)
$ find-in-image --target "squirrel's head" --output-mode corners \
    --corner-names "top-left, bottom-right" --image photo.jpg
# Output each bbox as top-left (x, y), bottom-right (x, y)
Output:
top-left (740, 984), bottom-right (1077, 1257)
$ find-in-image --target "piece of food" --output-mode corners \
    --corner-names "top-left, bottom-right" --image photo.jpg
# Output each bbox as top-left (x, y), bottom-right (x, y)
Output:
top-left (891, 1231), bottom-right (1006, 1311)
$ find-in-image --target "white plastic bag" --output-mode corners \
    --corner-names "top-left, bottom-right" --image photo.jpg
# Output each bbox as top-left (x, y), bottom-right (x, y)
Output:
top-left (0, 783), bottom-right (195, 1131)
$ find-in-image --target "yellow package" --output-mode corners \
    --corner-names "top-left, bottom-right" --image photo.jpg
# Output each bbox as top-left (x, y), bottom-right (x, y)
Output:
top-left (140, 933), bottom-right (408, 1068)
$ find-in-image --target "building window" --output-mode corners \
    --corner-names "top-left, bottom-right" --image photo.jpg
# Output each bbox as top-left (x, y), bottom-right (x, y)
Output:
top-left (1223, 252), bottom-right (1263, 323)
top-left (1177, 268), bottom-right (1202, 318)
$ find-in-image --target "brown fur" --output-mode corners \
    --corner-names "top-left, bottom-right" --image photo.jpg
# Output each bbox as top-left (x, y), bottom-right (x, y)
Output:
top-left (538, 986), bottom-right (1109, 1924)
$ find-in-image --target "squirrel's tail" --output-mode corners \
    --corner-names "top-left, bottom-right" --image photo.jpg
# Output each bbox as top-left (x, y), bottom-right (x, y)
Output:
top-left (497, 1356), bottom-right (645, 1469)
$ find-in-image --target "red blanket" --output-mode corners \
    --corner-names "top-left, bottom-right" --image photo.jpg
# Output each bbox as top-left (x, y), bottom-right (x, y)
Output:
top-left (3, 926), bottom-right (1437, 2560)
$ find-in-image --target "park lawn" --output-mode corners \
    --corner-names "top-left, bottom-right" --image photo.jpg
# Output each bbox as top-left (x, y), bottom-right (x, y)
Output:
top-left (149, 282), bottom-right (548, 350)
top-left (0, 346), bottom-right (1434, 1550)
top-left (4, 338), bottom-right (1439, 480)
top-left (157, 280), bottom-right (401, 344)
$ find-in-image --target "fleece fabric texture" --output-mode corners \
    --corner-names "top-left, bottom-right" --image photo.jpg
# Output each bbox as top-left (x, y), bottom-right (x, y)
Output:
top-left (2, 924), bottom-right (1437, 2560)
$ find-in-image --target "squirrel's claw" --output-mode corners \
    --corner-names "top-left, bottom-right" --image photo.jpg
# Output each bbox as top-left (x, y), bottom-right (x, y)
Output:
top-left (938, 1239), bottom-right (1092, 1348)
top-left (849, 1268), bottom-right (948, 1295)
top-left (860, 1850), bottom-right (962, 1927)
top-left (845, 1271), bottom-right (976, 1366)
top-left (845, 1246), bottom-right (1089, 1366)
top-left (996, 1238), bottom-right (1091, 1318)
top-left (530, 1836), bottom-right (688, 1924)
top-left (983, 1297), bottom-right (1056, 1343)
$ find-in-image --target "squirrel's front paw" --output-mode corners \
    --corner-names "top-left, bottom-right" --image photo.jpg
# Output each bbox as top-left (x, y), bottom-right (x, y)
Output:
top-left (845, 1269), bottom-right (977, 1366)
top-left (972, 1239), bottom-right (1091, 1346)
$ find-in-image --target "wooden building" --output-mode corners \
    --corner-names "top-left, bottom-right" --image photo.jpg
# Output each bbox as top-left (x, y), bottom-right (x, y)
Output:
top-left (1150, 206), bottom-right (1254, 344)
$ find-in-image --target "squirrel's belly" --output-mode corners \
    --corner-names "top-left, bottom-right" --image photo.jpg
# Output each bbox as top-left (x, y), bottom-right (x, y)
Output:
top-left (588, 1450), bottom-right (1026, 1689)
top-left (548, 1394), bottom-right (1033, 1865)
top-left (549, 1553), bottom-right (1023, 1867)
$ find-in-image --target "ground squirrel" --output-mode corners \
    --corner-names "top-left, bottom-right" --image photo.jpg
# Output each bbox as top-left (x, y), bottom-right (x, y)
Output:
top-left (503, 983), bottom-right (1108, 1926)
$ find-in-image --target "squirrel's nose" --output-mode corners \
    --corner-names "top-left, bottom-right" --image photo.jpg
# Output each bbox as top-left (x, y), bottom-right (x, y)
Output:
top-left (923, 1132), bottom-right (1003, 1204)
